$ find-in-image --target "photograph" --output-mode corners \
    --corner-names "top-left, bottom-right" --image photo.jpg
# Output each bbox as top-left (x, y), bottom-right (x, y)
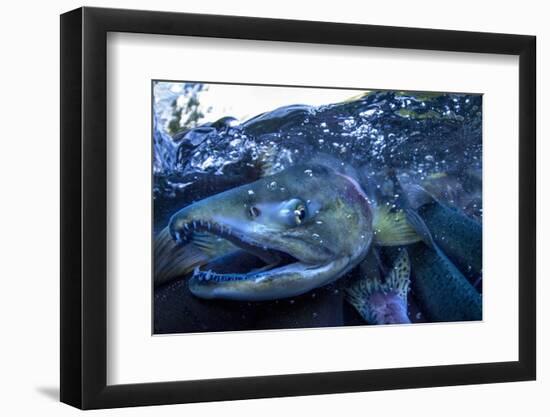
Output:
top-left (152, 81), bottom-right (483, 334)
top-left (0, 0), bottom-right (544, 413)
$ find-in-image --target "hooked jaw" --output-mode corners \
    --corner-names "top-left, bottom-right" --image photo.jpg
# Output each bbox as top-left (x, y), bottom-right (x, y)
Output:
top-left (168, 210), bottom-right (350, 301)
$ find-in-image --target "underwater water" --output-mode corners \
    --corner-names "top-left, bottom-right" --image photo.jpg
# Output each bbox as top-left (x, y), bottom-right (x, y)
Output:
top-left (152, 82), bottom-right (482, 334)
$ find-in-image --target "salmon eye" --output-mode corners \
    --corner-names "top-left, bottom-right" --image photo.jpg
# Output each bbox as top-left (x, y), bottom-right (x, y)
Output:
top-left (294, 204), bottom-right (307, 225)
top-left (248, 206), bottom-right (261, 218)
top-left (278, 198), bottom-right (308, 226)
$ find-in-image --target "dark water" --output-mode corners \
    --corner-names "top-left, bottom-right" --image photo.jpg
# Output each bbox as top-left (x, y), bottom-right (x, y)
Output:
top-left (153, 87), bottom-right (482, 334)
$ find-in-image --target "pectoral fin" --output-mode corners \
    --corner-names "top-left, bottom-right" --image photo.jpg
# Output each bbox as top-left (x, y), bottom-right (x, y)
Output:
top-left (372, 205), bottom-right (421, 246)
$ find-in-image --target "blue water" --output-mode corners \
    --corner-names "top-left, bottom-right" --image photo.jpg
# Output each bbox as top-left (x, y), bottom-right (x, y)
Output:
top-left (153, 88), bottom-right (481, 228)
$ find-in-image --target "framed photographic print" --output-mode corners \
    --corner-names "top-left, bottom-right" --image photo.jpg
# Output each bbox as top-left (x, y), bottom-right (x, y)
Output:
top-left (60, 6), bottom-right (536, 409)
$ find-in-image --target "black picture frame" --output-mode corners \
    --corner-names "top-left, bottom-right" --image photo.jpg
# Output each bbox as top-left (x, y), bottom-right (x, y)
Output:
top-left (60, 6), bottom-right (536, 410)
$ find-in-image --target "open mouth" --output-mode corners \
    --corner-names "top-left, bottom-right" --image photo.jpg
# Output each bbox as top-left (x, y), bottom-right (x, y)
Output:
top-left (168, 214), bottom-right (353, 301)
top-left (170, 218), bottom-right (306, 283)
